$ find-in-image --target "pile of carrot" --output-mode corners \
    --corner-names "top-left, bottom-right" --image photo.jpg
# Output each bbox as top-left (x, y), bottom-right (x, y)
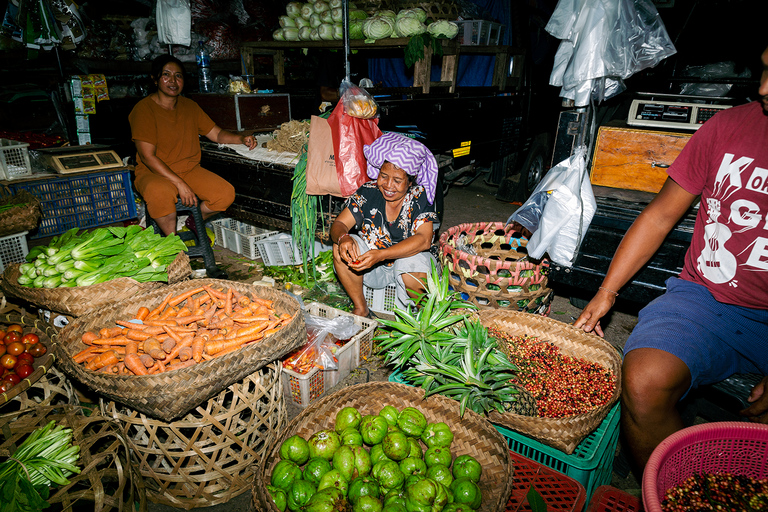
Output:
top-left (72, 284), bottom-right (295, 376)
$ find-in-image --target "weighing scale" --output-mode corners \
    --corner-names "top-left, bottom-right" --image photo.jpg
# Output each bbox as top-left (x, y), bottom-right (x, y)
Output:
top-left (37, 145), bottom-right (124, 174)
top-left (627, 92), bottom-right (733, 131)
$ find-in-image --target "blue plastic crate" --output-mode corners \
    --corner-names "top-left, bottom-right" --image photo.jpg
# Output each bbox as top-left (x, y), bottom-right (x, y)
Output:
top-left (7, 170), bottom-right (136, 238)
top-left (389, 370), bottom-right (620, 506)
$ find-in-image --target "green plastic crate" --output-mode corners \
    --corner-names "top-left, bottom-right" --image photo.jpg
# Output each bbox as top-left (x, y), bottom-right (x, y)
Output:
top-left (388, 370), bottom-right (620, 505)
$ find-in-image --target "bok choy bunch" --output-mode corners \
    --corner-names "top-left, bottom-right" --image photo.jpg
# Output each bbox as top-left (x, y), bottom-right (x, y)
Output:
top-left (17, 225), bottom-right (187, 288)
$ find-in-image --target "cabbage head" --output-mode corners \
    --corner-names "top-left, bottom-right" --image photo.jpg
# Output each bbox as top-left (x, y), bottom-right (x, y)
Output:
top-left (309, 12), bottom-right (322, 28)
top-left (376, 9), bottom-right (397, 20)
top-left (320, 9), bottom-right (332, 23)
top-left (330, 7), bottom-right (342, 22)
top-left (273, 29), bottom-right (285, 41)
top-left (427, 20), bottom-right (459, 39)
top-left (333, 24), bottom-right (343, 40)
top-left (349, 20), bottom-right (365, 39)
top-left (310, 28), bottom-right (321, 40)
top-left (300, 3), bottom-right (314, 20)
top-left (313, 1), bottom-right (329, 13)
top-left (396, 8), bottom-right (427, 23)
top-left (285, 2), bottom-right (302, 18)
top-left (318, 23), bottom-right (335, 40)
top-left (294, 15), bottom-right (310, 28)
top-left (279, 15), bottom-right (296, 28)
top-left (363, 15), bottom-right (394, 40)
top-left (283, 27), bottom-right (300, 41)
top-left (349, 9), bottom-right (367, 20)
top-left (394, 16), bottom-right (426, 37)
top-left (298, 26), bottom-right (312, 40)
top-left (329, 0), bottom-right (341, 8)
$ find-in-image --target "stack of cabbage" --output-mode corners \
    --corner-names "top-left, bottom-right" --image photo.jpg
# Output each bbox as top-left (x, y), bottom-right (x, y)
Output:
top-left (273, 1), bottom-right (458, 42)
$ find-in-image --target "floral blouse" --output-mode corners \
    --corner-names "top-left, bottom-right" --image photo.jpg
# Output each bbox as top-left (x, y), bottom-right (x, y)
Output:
top-left (344, 182), bottom-right (438, 257)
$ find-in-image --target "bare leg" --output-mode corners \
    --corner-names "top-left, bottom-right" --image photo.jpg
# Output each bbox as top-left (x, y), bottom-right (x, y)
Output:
top-left (621, 348), bottom-right (691, 477)
top-left (200, 201), bottom-right (218, 220)
top-left (333, 243), bottom-right (368, 316)
top-left (401, 272), bottom-right (427, 300)
top-left (155, 212), bottom-right (177, 236)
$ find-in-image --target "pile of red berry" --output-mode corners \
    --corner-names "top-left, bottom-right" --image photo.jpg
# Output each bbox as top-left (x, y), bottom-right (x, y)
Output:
top-left (662, 472), bottom-right (768, 511)
top-left (489, 328), bottom-right (616, 417)
top-left (0, 324), bottom-right (47, 393)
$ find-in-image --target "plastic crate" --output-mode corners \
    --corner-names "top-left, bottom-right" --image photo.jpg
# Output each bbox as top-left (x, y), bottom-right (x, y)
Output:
top-left (0, 139), bottom-right (32, 180)
top-left (0, 231), bottom-right (29, 272)
top-left (389, 370), bottom-right (620, 506)
top-left (363, 283), bottom-right (400, 316)
top-left (506, 451), bottom-right (587, 512)
top-left (238, 228), bottom-right (280, 260)
top-left (456, 20), bottom-right (505, 45)
top-left (256, 232), bottom-right (330, 266)
top-left (281, 303), bottom-right (377, 409)
top-left (7, 170), bottom-right (136, 238)
top-left (586, 486), bottom-right (641, 512)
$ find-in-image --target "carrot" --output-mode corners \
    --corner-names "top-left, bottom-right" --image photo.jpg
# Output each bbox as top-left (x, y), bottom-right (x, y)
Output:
top-left (159, 306), bottom-right (179, 320)
top-left (234, 321), bottom-right (270, 339)
top-left (165, 333), bottom-right (194, 361)
top-left (163, 325), bottom-right (184, 344)
top-left (231, 315), bottom-right (270, 324)
top-left (166, 359), bottom-right (196, 372)
top-left (90, 335), bottom-right (130, 346)
top-left (205, 332), bottom-right (265, 355)
top-left (207, 336), bottom-right (264, 358)
top-left (204, 285), bottom-right (228, 300)
top-left (124, 353), bottom-right (149, 375)
top-left (126, 329), bottom-right (154, 341)
top-left (191, 336), bottom-right (206, 363)
top-left (81, 331), bottom-right (99, 345)
top-left (86, 350), bottom-right (119, 371)
top-left (166, 286), bottom-right (205, 308)
top-left (187, 296), bottom-right (198, 312)
top-left (251, 297), bottom-right (274, 308)
top-left (117, 320), bottom-right (147, 330)
top-left (99, 326), bottom-right (125, 339)
top-left (143, 337), bottom-right (165, 360)
top-left (147, 293), bottom-right (173, 320)
top-left (143, 318), bottom-right (178, 327)
top-left (125, 341), bottom-right (138, 355)
top-left (161, 337), bottom-right (176, 354)
top-left (225, 287), bottom-right (234, 316)
top-left (173, 315), bottom-right (205, 326)
top-left (139, 353), bottom-right (154, 368)
top-left (136, 306), bottom-right (150, 321)
top-left (73, 346), bottom-right (100, 364)
top-left (178, 346), bottom-right (193, 362)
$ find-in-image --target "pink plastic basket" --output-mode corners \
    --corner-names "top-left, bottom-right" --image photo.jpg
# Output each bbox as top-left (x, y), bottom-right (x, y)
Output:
top-left (642, 421), bottom-right (768, 512)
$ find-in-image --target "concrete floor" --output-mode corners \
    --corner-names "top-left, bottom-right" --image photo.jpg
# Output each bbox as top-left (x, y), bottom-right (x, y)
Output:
top-left (143, 174), bottom-right (643, 511)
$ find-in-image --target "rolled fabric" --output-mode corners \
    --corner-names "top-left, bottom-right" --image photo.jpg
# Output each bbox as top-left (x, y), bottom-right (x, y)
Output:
top-left (363, 132), bottom-right (438, 204)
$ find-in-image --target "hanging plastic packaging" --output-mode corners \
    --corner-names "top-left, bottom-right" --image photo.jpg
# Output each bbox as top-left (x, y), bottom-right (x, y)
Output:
top-left (157, 0), bottom-right (192, 46)
top-left (546, 0), bottom-right (676, 106)
top-left (509, 146), bottom-right (596, 267)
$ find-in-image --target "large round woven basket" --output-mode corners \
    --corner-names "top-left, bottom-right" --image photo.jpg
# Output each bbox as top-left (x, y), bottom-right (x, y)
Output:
top-left (439, 222), bottom-right (552, 314)
top-left (252, 381), bottom-right (515, 512)
top-left (1, 251), bottom-right (192, 317)
top-left (479, 309), bottom-right (622, 455)
top-left (103, 362), bottom-right (286, 510)
top-left (0, 188), bottom-right (41, 237)
top-left (52, 279), bottom-right (305, 421)
top-left (642, 422), bottom-right (768, 512)
top-left (0, 312), bottom-right (58, 410)
top-left (0, 404), bottom-right (147, 512)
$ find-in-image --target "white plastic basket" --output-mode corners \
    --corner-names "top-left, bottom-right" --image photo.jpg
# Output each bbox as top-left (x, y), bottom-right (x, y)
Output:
top-left (363, 283), bottom-right (401, 316)
top-left (0, 139), bottom-right (32, 180)
top-left (281, 303), bottom-right (377, 409)
top-left (456, 20), bottom-right (505, 45)
top-left (210, 217), bottom-right (279, 259)
top-left (0, 231), bottom-right (29, 272)
top-left (256, 232), bottom-right (331, 266)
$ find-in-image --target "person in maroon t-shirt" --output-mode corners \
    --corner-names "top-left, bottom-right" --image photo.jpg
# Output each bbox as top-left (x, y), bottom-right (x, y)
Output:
top-left (574, 45), bottom-right (768, 476)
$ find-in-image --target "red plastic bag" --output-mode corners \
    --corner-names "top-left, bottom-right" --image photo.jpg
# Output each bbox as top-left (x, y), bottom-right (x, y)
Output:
top-left (327, 82), bottom-right (383, 197)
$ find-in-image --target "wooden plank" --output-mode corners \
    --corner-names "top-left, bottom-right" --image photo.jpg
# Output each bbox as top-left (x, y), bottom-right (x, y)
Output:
top-left (590, 126), bottom-right (692, 194)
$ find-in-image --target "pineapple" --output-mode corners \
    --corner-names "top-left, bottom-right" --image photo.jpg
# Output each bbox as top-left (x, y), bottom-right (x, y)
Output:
top-left (503, 387), bottom-right (538, 416)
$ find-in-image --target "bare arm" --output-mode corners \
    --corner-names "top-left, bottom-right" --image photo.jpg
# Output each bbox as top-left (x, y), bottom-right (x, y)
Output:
top-left (134, 139), bottom-right (198, 206)
top-left (742, 376), bottom-right (768, 424)
top-left (204, 125), bottom-right (257, 150)
top-left (573, 177), bottom-right (698, 335)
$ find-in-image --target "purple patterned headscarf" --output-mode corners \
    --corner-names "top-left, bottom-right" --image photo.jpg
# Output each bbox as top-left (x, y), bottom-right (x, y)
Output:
top-left (363, 132), bottom-right (438, 204)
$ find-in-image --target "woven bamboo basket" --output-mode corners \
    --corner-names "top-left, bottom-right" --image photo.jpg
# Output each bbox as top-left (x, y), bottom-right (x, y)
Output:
top-left (102, 362), bottom-right (285, 510)
top-left (251, 381), bottom-right (515, 512)
top-left (0, 404), bottom-right (147, 512)
top-left (1, 251), bottom-right (192, 317)
top-left (0, 312), bottom-right (61, 410)
top-left (52, 279), bottom-right (304, 421)
top-left (439, 222), bottom-right (552, 313)
top-left (479, 309), bottom-right (622, 455)
top-left (0, 188), bottom-right (41, 237)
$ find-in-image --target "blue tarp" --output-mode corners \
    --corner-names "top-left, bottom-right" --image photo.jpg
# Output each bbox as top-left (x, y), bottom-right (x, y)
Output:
top-left (366, 0), bottom-right (511, 88)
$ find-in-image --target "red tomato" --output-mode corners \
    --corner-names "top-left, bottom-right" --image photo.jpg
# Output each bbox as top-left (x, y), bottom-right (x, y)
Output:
top-left (21, 333), bottom-right (39, 345)
top-left (4, 331), bottom-right (21, 344)
top-left (0, 344), bottom-right (4, 357)
top-left (0, 354), bottom-right (16, 369)
top-left (16, 352), bottom-right (34, 365)
top-left (6, 342), bottom-right (24, 357)
top-left (0, 329), bottom-right (6, 342)
top-left (4, 373), bottom-right (20, 386)
top-left (5, 324), bottom-right (23, 334)
top-left (0, 380), bottom-right (12, 393)
top-left (28, 344), bottom-right (47, 358)
top-left (15, 364), bottom-right (33, 379)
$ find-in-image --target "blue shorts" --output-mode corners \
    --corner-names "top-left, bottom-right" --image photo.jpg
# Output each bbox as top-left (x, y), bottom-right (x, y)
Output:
top-left (624, 277), bottom-right (768, 396)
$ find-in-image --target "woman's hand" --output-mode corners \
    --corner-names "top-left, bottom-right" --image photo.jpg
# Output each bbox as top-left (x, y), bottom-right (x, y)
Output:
top-left (242, 134), bottom-right (257, 150)
top-left (347, 249), bottom-right (383, 271)
top-left (337, 237), bottom-right (360, 265)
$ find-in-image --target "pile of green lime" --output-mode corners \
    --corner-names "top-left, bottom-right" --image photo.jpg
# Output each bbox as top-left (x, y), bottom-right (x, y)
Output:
top-left (267, 405), bottom-right (484, 512)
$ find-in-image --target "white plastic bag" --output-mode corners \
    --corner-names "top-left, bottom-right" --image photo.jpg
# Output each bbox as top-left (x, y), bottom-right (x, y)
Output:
top-left (510, 146), bottom-right (596, 267)
top-left (156, 0), bottom-right (191, 46)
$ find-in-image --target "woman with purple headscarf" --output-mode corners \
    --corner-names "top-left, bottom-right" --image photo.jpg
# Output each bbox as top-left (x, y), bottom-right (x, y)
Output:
top-left (330, 132), bottom-right (440, 318)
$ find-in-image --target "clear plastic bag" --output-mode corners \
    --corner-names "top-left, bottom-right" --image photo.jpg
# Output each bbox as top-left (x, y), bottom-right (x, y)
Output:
top-left (283, 312), bottom-right (362, 374)
top-left (340, 79), bottom-right (379, 119)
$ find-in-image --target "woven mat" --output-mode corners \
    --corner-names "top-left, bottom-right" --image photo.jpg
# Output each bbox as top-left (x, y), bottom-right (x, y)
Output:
top-left (1, 251), bottom-right (191, 317)
top-left (52, 279), bottom-right (305, 421)
top-left (252, 381), bottom-right (514, 512)
top-left (480, 309), bottom-right (622, 454)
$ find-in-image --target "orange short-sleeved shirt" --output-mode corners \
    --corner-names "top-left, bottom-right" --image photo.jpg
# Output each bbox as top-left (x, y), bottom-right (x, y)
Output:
top-left (128, 95), bottom-right (216, 176)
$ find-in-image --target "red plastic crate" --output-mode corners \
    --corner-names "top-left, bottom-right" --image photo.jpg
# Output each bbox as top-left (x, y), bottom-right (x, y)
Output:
top-left (506, 451), bottom-right (587, 512)
top-left (587, 486), bottom-right (642, 512)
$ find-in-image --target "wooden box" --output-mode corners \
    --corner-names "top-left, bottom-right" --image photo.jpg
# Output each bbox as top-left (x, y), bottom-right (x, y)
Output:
top-left (187, 93), bottom-right (291, 133)
top-left (590, 126), bottom-right (691, 194)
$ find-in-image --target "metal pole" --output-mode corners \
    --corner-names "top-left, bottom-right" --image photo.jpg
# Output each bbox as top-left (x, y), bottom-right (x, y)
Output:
top-left (342, 0), bottom-right (350, 82)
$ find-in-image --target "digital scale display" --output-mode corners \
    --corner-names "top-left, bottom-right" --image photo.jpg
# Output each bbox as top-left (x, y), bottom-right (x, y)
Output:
top-left (628, 99), bottom-right (731, 131)
top-left (44, 148), bottom-right (124, 174)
